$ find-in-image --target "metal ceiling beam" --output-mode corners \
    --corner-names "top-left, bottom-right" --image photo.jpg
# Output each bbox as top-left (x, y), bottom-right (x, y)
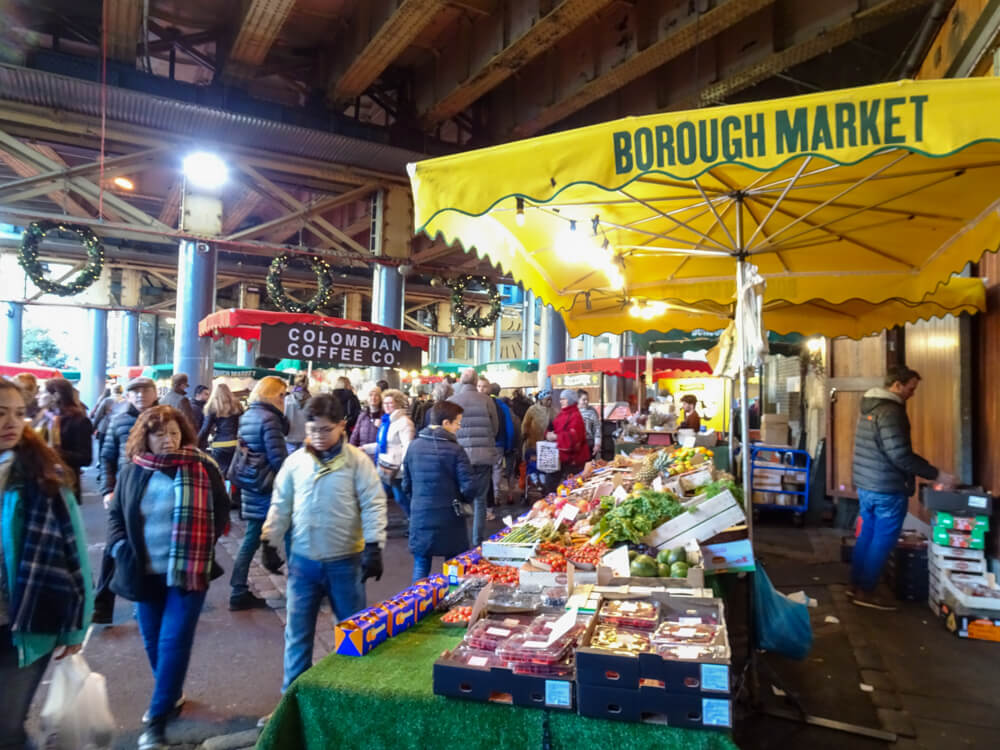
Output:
top-left (222, 184), bottom-right (266, 234)
top-left (0, 150), bottom-right (93, 217)
top-left (0, 130), bottom-right (170, 229)
top-left (158, 180), bottom-right (182, 228)
top-left (225, 184), bottom-right (379, 242)
top-left (104, 0), bottom-right (142, 63)
top-left (418, 0), bottom-right (615, 129)
top-left (681, 0), bottom-right (933, 108)
top-left (509, 0), bottom-right (775, 138)
top-left (329, 0), bottom-right (447, 105)
top-left (224, 0), bottom-right (298, 83)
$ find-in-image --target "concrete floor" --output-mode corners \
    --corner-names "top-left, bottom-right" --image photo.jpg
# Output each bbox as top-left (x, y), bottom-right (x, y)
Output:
top-left (23, 464), bottom-right (1000, 749)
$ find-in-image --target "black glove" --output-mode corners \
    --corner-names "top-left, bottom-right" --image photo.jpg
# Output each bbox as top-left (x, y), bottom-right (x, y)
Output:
top-left (261, 540), bottom-right (284, 575)
top-left (361, 542), bottom-right (383, 582)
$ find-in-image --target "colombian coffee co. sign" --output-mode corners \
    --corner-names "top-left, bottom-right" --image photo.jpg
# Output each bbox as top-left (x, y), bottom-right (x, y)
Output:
top-left (259, 323), bottom-right (421, 369)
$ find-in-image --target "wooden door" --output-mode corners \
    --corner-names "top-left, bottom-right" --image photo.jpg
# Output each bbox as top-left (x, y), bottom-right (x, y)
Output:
top-left (826, 334), bottom-right (887, 499)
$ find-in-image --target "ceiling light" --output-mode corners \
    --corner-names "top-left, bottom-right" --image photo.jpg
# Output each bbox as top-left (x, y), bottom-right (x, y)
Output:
top-left (112, 176), bottom-right (134, 191)
top-left (182, 152), bottom-right (228, 190)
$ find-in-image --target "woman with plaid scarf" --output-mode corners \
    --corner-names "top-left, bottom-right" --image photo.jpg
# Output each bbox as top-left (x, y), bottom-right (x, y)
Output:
top-left (106, 406), bottom-right (230, 750)
top-left (1, 377), bottom-right (93, 750)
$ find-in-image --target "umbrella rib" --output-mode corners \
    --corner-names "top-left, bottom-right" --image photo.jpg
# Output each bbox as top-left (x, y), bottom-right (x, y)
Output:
top-left (746, 159), bottom-right (1000, 196)
top-left (771, 194), bottom-right (964, 222)
top-left (742, 198), bottom-right (788, 272)
top-left (746, 157), bottom-right (812, 248)
top-left (635, 176), bottom-right (728, 194)
top-left (616, 188), bottom-right (732, 251)
top-left (752, 216), bottom-right (913, 253)
top-left (692, 179), bottom-right (738, 250)
top-left (765, 170), bottom-right (966, 250)
top-left (746, 152), bottom-right (910, 252)
top-left (746, 194), bottom-right (916, 269)
top-left (745, 160), bottom-right (845, 194)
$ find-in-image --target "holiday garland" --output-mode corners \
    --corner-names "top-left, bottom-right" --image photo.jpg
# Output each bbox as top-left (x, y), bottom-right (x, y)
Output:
top-left (266, 252), bottom-right (334, 313)
top-left (447, 274), bottom-right (502, 330)
top-left (18, 221), bottom-right (105, 296)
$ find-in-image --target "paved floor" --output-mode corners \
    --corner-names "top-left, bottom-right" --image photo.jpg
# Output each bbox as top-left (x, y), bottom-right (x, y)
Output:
top-left (23, 465), bottom-right (1000, 749)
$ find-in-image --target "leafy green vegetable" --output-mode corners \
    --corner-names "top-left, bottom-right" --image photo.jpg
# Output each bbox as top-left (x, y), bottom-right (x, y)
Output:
top-left (597, 490), bottom-right (686, 545)
top-left (701, 478), bottom-right (744, 506)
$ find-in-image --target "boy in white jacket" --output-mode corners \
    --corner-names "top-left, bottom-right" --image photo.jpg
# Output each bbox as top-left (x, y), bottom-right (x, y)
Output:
top-left (262, 394), bottom-right (387, 693)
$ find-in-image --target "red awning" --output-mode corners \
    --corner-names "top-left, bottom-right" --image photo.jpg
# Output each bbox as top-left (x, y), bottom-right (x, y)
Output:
top-left (547, 357), bottom-right (712, 379)
top-left (198, 309), bottom-right (430, 351)
top-left (0, 363), bottom-right (63, 379)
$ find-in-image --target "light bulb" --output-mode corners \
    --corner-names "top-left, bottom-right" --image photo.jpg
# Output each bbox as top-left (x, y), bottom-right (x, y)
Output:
top-left (183, 152), bottom-right (228, 190)
top-left (515, 197), bottom-right (526, 227)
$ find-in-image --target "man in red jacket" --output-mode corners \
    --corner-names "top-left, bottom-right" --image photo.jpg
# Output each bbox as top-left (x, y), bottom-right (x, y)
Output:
top-left (546, 390), bottom-right (591, 484)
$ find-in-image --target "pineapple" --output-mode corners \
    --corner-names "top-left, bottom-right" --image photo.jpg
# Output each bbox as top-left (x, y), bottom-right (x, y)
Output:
top-left (634, 452), bottom-right (660, 485)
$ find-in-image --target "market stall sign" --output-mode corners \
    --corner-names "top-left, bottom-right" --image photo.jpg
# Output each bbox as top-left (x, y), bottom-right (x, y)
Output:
top-left (259, 323), bottom-right (422, 369)
top-left (553, 372), bottom-right (600, 388)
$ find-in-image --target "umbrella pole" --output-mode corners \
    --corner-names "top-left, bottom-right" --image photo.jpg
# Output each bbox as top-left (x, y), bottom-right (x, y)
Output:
top-left (735, 200), bottom-right (753, 545)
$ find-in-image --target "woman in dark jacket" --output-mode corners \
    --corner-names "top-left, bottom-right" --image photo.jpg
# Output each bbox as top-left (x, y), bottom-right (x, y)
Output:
top-left (0, 377), bottom-right (93, 750)
top-left (197, 383), bottom-right (243, 471)
top-left (44, 378), bottom-right (93, 499)
top-left (349, 386), bottom-right (382, 458)
top-left (107, 405), bottom-right (229, 750)
top-left (401, 401), bottom-right (477, 582)
top-left (229, 377), bottom-right (288, 611)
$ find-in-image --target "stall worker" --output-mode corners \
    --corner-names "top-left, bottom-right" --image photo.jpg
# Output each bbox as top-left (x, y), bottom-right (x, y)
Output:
top-left (262, 395), bottom-right (386, 704)
top-left (678, 394), bottom-right (701, 432)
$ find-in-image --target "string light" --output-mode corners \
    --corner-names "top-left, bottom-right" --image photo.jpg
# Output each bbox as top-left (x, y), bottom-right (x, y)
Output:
top-left (515, 197), bottom-right (526, 227)
top-left (628, 298), bottom-right (669, 320)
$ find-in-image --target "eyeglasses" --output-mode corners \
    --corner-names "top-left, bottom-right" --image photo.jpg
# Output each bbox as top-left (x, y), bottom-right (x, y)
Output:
top-left (306, 425), bottom-right (337, 436)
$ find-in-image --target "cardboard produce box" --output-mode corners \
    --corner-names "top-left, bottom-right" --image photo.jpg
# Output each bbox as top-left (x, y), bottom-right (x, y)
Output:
top-left (760, 414), bottom-right (789, 445)
top-left (644, 490), bottom-right (746, 550)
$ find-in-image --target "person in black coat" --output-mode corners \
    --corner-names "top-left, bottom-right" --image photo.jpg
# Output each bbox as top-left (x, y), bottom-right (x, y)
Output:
top-left (106, 405), bottom-right (229, 749)
top-left (402, 400), bottom-right (477, 582)
top-left (43, 378), bottom-right (93, 500)
top-left (332, 376), bottom-right (362, 433)
top-left (850, 365), bottom-right (955, 611)
top-left (94, 376), bottom-right (159, 624)
top-left (229, 377), bottom-right (289, 611)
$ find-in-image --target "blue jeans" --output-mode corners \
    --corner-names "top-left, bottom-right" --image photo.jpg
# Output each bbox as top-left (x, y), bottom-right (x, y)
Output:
top-left (851, 489), bottom-right (908, 592)
top-left (412, 555), bottom-right (433, 582)
top-left (384, 479), bottom-right (409, 516)
top-left (135, 579), bottom-right (207, 722)
top-left (283, 553), bottom-right (365, 692)
top-left (230, 517), bottom-right (263, 596)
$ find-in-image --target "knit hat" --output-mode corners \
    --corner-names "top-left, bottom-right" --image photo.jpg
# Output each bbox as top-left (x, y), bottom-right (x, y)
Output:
top-left (559, 389), bottom-right (578, 404)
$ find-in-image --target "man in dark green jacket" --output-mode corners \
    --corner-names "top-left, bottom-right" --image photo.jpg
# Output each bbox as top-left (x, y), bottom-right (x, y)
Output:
top-left (850, 365), bottom-right (954, 611)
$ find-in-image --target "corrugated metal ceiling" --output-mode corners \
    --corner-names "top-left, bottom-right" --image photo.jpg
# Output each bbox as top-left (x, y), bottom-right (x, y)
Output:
top-left (0, 64), bottom-right (427, 175)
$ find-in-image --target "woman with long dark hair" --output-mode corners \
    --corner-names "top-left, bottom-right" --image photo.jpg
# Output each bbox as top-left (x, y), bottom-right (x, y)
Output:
top-left (0, 377), bottom-right (93, 749)
top-left (44, 378), bottom-right (94, 499)
top-left (107, 405), bottom-right (229, 750)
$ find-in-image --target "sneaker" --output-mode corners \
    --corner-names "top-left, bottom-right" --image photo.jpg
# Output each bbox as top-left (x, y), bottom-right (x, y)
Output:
top-left (229, 592), bottom-right (270, 611)
top-left (142, 695), bottom-right (185, 724)
top-left (257, 713), bottom-right (272, 729)
top-left (851, 591), bottom-right (898, 611)
top-left (137, 722), bottom-right (167, 750)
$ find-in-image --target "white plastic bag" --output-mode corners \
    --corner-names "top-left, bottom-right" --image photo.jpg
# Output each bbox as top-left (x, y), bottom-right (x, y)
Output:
top-left (39, 653), bottom-right (115, 750)
top-left (536, 441), bottom-right (560, 473)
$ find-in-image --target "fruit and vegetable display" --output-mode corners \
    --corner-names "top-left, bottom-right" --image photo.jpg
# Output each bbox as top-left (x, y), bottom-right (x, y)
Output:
top-left (700, 476), bottom-right (744, 506)
top-left (441, 606), bottom-right (474, 625)
top-left (596, 489), bottom-right (686, 545)
top-left (465, 560), bottom-right (520, 585)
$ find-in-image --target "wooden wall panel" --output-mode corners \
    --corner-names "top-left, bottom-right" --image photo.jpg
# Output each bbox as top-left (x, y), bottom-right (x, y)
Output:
top-left (827, 334), bottom-right (886, 498)
top-left (905, 315), bottom-right (962, 523)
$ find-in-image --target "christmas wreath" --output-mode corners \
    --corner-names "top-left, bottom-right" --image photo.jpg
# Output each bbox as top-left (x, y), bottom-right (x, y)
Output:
top-left (266, 253), bottom-right (334, 313)
top-left (447, 274), bottom-right (502, 330)
top-left (18, 221), bottom-right (105, 296)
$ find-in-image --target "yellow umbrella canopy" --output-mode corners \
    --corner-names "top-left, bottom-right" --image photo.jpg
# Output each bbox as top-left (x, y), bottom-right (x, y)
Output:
top-left (409, 78), bottom-right (1000, 331)
top-left (565, 276), bottom-right (983, 340)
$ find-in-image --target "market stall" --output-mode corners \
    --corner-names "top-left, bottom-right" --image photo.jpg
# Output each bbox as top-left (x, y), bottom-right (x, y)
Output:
top-left (0, 362), bottom-right (80, 381)
top-left (199, 309), bottom-right (431, 382)
top-left (477, 358), bottom-right (538, 391)
top-left (260, 452), bottom-right (749, 749)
